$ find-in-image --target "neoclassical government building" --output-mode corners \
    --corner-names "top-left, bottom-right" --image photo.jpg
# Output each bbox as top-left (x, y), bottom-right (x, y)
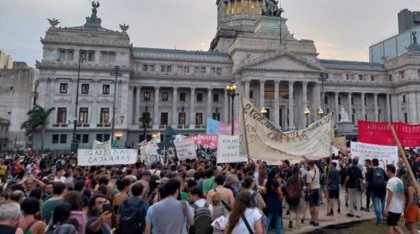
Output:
top-left (34, 1), bottom-right (420, 150)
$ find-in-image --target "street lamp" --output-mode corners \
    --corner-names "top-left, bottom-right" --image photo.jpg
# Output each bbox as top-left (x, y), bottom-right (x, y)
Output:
top-left (111, 66), bottom-right (122, 144)
top-left (71, 54), bottom-right (85, 153)
top-left (319, 72), bottom-right (329, 117)
top-left (304, 107), bottom-right (311, 127)
top-left (318, 108), bottom-right (324, 117)
top-left (226, 79), bottom-right (238, 135)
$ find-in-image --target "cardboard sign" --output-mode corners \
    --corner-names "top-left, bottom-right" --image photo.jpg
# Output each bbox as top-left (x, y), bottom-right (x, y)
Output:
top-left (78, 149), bottom-right (137, 166)
top-left (174, 140), bottom-right (197, 160)
top-left (217, 135), bottom-right (247, 164)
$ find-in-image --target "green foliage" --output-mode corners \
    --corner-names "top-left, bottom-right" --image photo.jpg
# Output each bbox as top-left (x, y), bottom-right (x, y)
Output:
top-left (21, 105), bottom-right (55, 134)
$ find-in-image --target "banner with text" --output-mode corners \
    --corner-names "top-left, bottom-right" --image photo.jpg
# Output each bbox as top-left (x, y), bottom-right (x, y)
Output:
top-left (174, 140), bottom-right (197, 160)
top-left (93, 140), bottom-right (111, 150)
top-left (240, 96), bottom-right (334, 162)
top-left (78, 149), bottom-right (137, 166)
top-left (358, 120), bottom-right (420, 147)
top-left (350, 141), bottom-right (398, 169)
top-left (217, 135), bottom-right (247, 164)
top-left (140, 142), bottom-right (163, 164)
top-left (185, 134), bottom-right (218, 149)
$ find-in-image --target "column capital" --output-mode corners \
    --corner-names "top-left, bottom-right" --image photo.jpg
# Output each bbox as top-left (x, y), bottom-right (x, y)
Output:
top-left (172, 86), bottom-right (178, 90)
top-left (154, 86), bottom-right (160, 90)
top-left (274, 80), bottom-right (280, 85)
top-left (302, 80), bottom-right (308, 85)
top-left (288, 80), bottom-right (294, 86)
top-left (207, 87), bottom-right (213, 91)
top-left (259, 79), bottom-right (265, 84)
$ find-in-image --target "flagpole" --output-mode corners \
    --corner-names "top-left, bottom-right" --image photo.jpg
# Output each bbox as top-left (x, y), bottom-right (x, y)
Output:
top-left (241, 96), bottom-right (251, 163)
top-left (388, 123), bottom-right (420, 194)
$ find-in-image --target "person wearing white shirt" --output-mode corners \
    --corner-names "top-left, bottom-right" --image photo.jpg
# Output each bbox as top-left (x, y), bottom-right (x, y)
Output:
top-left (188, 186), bottom-right (214, 218)
top-left (225, 191), bottom-right (263, 234)
top-left (384, 164), bottom-right (405, 234)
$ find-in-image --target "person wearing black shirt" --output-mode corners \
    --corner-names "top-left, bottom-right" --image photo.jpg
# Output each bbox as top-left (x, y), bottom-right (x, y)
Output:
top-left (365, 158), bottom-right (388, 224)
top-left (344, 158), bottom-right (363, 218)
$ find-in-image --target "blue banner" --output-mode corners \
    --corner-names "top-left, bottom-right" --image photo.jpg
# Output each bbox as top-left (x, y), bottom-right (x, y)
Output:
top-left (206, 118), bottom-right (220, 134)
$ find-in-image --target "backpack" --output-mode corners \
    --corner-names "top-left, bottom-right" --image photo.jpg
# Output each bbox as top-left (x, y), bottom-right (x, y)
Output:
top-left (372, 168), bottom-right (386, 188)
top-left (189, 203), bottom-right (213, 234)
top-left (285, 180), bottom-right (302, 206)
top-left (116, 198), bottom-right (146, 234)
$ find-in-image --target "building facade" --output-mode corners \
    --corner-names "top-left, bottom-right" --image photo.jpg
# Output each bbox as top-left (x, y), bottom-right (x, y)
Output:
top-left (33, 1), bottom-right (420, 151)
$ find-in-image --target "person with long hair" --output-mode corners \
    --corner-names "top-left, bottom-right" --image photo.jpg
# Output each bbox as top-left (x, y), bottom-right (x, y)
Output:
top-left (64, 191), bottom-right (87, 234)
top-left (264, 167), bottom-right (283, 234)
top-left (285, 165), bottom-right (304, 229)
top-left (401, 174), bottom-right (419, 234)
top-left (224, 191), bottom-right (263, 234)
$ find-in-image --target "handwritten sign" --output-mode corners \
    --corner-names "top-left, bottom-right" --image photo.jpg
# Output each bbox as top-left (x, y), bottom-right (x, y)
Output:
top-left (140, 143), bottom-right (162, 164)
top-left (77, 149), bottom-right (137, 166)
top-left (174, 140), bottom-right (197, 160)
top-left (350, 141), bottom-right (398, 169)
top-left (217, 135), bottom-right (247, 164)
top-left (93, 140), bottom-right (111, 150)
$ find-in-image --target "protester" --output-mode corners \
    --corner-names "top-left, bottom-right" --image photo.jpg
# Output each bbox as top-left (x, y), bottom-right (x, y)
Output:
top-left (366, 158), bottom-right (388, 224)
top-left (19, 197), bottom-right (46, 234)
top-left (265, 167), bottom-right (283, 234)
top-left (401, 174), bottom-right (418, 234)
top-left (306, 161), bottom-right (320, 226)
top-left (42, 182), bottom-right (67, 223)
top-left (345, 158), bottom-right (363, 218)
top-left (45, 202), bottom-right (77, 234)
top-left (206, 174), bottom-right (235, 208)
top-left (0, 202), bottom-right (24, 234)
top-left (363, 159), bottom-right (372, 212)
top-left (285, 165), bottom-right (304, 229)
top-left (224, 191), bottom-right (263, 234)
top-left (85, 195), bottom-right (112, 234)
top-left (327, 162), bottom-right (341, 216)
top-left (64, 191), bottom-right (88, 234)
top-left (384, 164), bottom-right (405, 234)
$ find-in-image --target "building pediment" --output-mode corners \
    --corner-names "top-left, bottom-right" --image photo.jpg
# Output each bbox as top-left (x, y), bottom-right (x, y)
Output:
top-left (239, 51), bottom-right (324, 73)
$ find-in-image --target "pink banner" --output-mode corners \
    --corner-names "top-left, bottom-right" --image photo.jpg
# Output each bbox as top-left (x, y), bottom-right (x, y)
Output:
top-left (185, 134), bottom-right (218, 149)
top-left (219, 119), bottom-right (240, 135)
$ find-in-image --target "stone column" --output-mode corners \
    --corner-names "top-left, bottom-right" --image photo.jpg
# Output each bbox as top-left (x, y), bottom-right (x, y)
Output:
top-left (274, 80), bottom-right (280, 127)
top-left (361, 92), bottom-right (366, 120)
top-left (302, 81), bottom-right (308, 126)
top-left (386, 93), bottom-right (391, 121)
top-left (224, 89), bottom-right (229, 122)
top-left (348, 92), bottom-right (352, 122)
top-left (314, 83), bottom-right (321, 119)
top-left (241, 0), bottom-right (245, 16)
top-left (136, 86), bottom-right (141, 124)
top-left (374, 93), bottom-right (378, 121)
top-left (244, 80), bottom-right (250, 99)
top-left (259, 80), bottom-right (265, 109)
top-left (335, 92), bottom-right (339, 123)
top-left (288, 81), bottom-right (295, 130)
top-left (255, 0), bottom-right (259, 16)
top-left (207, 88), bottom-right (212, 121)
top-left (172, 87), bottom-right (178, 127)
top-left (153, 86), bottom-right (159, 128)
top-left (190, 88), bottom-right (195, 129)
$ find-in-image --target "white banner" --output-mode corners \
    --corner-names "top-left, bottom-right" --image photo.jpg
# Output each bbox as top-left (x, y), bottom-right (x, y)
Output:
top-left (240, 96), bottom-right (334, 162)
top-left (174, 140), bottom-right (197, 160)
top-left (77, 149), bottom-right (137, 166)
top-left (350, 141), bottom-right (398, 169)
top-left (217, 135), bottom-right (247, 164)
top-left (140, 142), bottom-right (162, 164)
top-left (93, 140), bottom-right (111, 150)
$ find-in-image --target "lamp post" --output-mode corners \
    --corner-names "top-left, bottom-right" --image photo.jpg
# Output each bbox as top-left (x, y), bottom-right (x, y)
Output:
top-left (261, 107), bottom-right (267, 116)
top-left (304, 107), bottom-right (311, 127)
top-left (111, 66), bottom-right (122, 143)
top-left (71, 54), bottom-right (84, 153)
top-left (319, 72), bottom-right (329, 117)
top-left (226, 80), bottom-right (238, 135)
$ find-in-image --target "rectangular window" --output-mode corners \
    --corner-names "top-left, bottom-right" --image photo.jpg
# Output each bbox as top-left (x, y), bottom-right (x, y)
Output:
top-left (59, 83), bottom-right (68, 94)
top-left (216, 68), bottom-right (222, 75)
top-left (201, 67), bottom-right (206, 74)
top-left (351, 97), bottom-right (354, 105)
top-left (143, 65), bottom-right (148, 71)
top-left (88, 51), bottom-right (95, 61)
top-left (161, 65), bottom-right (166, 72)
top-left (338, 97), bottom-right (341, 105)
top-left (100, 108), bottom-right (109, 124)
top-left (404, 113), bottom-right (408, 123)
top-left (399, 70), bottom-right (405, 78)
top-left (52, 134), bottom-right (59, 144)
top-left (211, 68), bottom-right (216, 74)
top-left (403, 95), bottom-right (406, 103)
top-left (371, 75), bottom-right (375, 81)
top-left (144, 92), bottom-right (151, 101)
top-left (96, 134), bottom-right (103, 141)
top-left (59, 49), bottom-right (66, 61)
top-left (197, 93), bottom-right (203, 102)
top-left (102, 84), bottom-right (110, 95)
top-left (213, 93), bottom-right (219, 102)
top-left (160, 112), bottom-right (168, 125)
top-left (196, 113), bottom-right (203, 125)
top-left (179, 112), bottom-right (186, 125)
top-left (80, 50), bottom-right (87, 61)
top-left (324, 96), bottom-right (328, 105)
top-left (212, 113), bottom-right (220, 121)
top-left (194, 67), bottom-right (200, 74)
top-left (57, 108), bottom-right (67, 124)
top-left (79, 108), bottom-right (88, 124)
top-left (249, 90), bottom-right (253, 99)
top-left (167, 66), bottom-right (172, 73)
top-left (82, 134), bottom-right (89, 144)
top-left (358, 75), bottom-right (363, 81)
top-left (180, 92), bottom-right (186, 101)
top-left (67, 50), bottom-right (74, 60)
top-left (162, 92), bottom-right (169, 101)
top-left (150, 65), bottom-right (155, 72)
top-left (81, 84), bottom-right (89, 94)
top-left (103, 134), bottom-right (110, 141)
top-left (184, 66), bottom-right (189, 73)
top-left (60, 134), bottom-right (67, 144)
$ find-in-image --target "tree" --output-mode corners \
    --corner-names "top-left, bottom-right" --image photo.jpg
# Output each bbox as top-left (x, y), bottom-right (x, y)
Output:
top-left (21, 105), bottom-right (55, 151)
top-left (139, 112), bottom-right (152, 142)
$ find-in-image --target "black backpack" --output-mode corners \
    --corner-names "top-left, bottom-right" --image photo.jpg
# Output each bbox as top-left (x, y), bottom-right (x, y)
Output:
top-left (116, 198), bottom-right (146, 234)
top-left (189, 203), bottom-right (213, 234)
top-left (372, 168), bottom-right (386, 188)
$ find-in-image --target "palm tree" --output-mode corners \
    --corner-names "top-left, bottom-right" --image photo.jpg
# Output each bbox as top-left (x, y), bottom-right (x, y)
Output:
top-left (139, 112), bottom-right (152, 142)
top-left (21, 105), bottom-right (55, 151)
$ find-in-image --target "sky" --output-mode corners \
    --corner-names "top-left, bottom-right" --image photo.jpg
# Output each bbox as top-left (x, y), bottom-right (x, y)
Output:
top-left (1, 0), bottom-right (420, 67)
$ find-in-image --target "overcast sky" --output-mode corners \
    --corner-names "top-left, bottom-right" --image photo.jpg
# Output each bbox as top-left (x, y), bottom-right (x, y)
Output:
top-left (1, 0), bottom-right (419, 67)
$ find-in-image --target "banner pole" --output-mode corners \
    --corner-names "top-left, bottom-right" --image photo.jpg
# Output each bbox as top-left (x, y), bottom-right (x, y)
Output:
top-left (388, 123), bottom-right (420, 193)
top-left (241, 96), bottom-right (251, 164)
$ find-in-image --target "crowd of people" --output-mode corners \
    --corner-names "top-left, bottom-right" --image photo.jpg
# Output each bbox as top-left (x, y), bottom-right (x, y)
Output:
top-left (0, 149), bottom-right (419, 234)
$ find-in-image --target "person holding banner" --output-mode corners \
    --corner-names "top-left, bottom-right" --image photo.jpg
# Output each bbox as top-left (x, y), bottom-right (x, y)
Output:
top-left (401, 174), bottom-right (419, 234)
